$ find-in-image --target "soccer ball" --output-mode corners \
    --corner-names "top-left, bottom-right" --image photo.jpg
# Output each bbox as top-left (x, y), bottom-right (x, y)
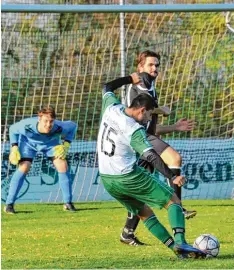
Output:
top-left (193, 234), bottom-right (220, 258)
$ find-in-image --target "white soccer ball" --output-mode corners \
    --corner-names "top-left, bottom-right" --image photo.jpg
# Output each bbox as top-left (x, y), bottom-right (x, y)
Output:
top-left (193, 234), bottom-right (220, 258)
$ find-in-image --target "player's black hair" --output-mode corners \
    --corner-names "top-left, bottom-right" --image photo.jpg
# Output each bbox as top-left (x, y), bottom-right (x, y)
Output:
top-left (129, 93), bottom-right (156, 111)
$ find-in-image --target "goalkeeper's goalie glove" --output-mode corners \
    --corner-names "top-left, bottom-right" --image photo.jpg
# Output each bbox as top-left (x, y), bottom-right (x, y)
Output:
top-left (9, 145), bottom-right (21, 165)
top-left (53, 141), bottom-right (70, 159)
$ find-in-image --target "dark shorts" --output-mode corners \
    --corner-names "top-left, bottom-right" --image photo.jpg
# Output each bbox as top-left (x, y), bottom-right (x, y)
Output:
top-left (147, 134), bottom-right (170, 155)
top-left (138, 134), bottom-right (170, 173)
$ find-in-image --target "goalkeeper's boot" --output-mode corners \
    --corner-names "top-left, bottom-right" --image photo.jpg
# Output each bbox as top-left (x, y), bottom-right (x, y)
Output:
top-left (174, 243), bottom-right (206, 259)
top-left (183, 208), bottom-right (197, 220)
top-left (4, 204), bottom-right (16, 214)
top-left (120, 233), bottom-right (146, 246)
top-left (63, 203), bottom-right (77, 212)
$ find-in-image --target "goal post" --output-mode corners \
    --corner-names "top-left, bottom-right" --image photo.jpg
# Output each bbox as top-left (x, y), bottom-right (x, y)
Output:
top-left (1, 4), bottom-right (234, 203)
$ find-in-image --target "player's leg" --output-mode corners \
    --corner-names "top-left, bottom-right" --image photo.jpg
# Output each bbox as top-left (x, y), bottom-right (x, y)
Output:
top-left (102, 174), bottom-right (175, 249)
top-left (148, 135), bottom-right (196, 219)
top-left (130, 168), bottom-right (182, 250)
top-left (120, 159), bottom-right (154, 245)
top-left (121, 136), bottom-right (175, 244)
top-left (139, 204), bottom-right (175, 250)
top-left (160, 145), bottom-right (197, 219)
top-left (148, 135), bottom-right (183, 200)
top-left (5, 140), bottom-right (35, 214)
top-left (160, 146), bottom-right (185, 205)
top-left (120, 212), bottom-right (145, 245)
top-left (164, 194), bottom-right (205, 258)
top-left (5, 160), bottom-right (32, 214)
top-left (52, 158), bottom-right (76, 211)
top-left (121, 135), bottom-right (196, 245)
top-left (136, 169), bottom-right (205, 258)
top-left (103, 169), bottom-right (205, 258)
top-left (139, 201), bottom-right (205, 259)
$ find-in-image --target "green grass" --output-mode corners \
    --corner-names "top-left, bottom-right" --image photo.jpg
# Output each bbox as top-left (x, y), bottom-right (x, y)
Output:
top-left (2, 200), bottom-right (234, 269)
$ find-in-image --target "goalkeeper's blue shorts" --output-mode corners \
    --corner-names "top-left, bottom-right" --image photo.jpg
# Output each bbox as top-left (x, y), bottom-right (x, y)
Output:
top-left (18, 136), bottom-right (59, 159)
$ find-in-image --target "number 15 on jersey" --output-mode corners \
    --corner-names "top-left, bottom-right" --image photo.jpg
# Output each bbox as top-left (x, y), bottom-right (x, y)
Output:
top-left (101, 122), bottom-right (117, 157)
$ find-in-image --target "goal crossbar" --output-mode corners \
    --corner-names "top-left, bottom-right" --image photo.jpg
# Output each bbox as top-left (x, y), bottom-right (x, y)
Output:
top-left (2, 4), bottom-right (234, 14)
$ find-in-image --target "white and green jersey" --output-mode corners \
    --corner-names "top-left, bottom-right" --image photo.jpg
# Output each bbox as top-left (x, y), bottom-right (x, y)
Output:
top-left (97, 92), bottom-right (152, 176)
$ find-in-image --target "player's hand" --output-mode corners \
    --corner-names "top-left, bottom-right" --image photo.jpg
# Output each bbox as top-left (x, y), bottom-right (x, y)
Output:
top-left (54, 141), bottom-right (70, 159)
top-left (130, 72), bottom-right (141, 84)
top-left (175, 118), bottom-right (195, 132)
top-left (172, 176), bottom-right (186, 187)
top-left (9, 146), bottom-right (21, 165)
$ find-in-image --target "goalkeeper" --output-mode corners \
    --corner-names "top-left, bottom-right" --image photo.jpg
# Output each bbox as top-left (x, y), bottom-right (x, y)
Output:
top-left (121, 50), bottom-right (196, 246)
top-left (4, 106), bottom-right (77, 214)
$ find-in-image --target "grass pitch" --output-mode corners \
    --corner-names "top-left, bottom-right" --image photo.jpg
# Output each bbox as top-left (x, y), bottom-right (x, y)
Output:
top-left (2, 200), bottom-right (234, 269)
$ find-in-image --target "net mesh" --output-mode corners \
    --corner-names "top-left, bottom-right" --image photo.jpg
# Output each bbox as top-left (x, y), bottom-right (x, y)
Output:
top-left (1, 5), bottom-right (234, 202)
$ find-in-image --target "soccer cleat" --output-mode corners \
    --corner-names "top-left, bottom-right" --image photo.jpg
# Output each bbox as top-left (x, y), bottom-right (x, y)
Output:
top-left (174, 243), bottom-right (206, 259)
top-left (63, 203), bottom-right (77, 212)
top-left (183, 209), bottom-right (197, 220)
top-left (4, 204), bottom-right (16, 214)
top-left (120, 233), bottom-right (146, 246)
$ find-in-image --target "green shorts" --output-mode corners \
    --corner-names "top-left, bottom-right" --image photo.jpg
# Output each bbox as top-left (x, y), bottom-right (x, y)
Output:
top-left (101, 166), bottom-right (174, 215)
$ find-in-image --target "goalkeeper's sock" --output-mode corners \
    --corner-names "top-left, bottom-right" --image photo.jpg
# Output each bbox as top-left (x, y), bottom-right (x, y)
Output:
top-left (167, 204), bottom-right (185, 245)
top-left (6, 169), bottom-right (26, 204)
top-left (143, 214), bottom-right (174, 250)
top-left (58, 172), bottom-right (72, 203)
top-left (122, 212), bottom-right (140, 237)
top-left (167, 167), bottom-right (181, 200)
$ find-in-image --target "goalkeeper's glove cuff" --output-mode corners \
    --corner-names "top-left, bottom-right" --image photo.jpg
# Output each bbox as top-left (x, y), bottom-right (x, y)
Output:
top-left (63, 141), bottom-right (71, 148)
top-left (11, 143), bottom-right (18, 147)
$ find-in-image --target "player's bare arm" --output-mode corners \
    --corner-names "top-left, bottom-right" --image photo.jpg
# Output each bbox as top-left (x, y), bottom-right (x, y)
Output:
top-left (155, 119), bottom-right (195, 135)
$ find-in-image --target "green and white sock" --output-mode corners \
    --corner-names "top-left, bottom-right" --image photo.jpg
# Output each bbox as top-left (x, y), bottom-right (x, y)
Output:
top-left (168, 204), bottom-right (185, 245)
top-left (143, 214), bottom-right (174, 250)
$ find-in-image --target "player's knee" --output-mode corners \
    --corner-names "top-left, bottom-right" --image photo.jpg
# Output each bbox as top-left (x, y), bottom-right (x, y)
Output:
top-left (164, 193), bottom-right (181, 208)
top-left (173, 151), bottom-right (182, 166)
top-left (161, 147), bottom-right (182, 166)
top-left (172, 193), bottom-right (181, 204)
top-left (138, 204), bottom-right (154, 221)
top-left (18, 161), bottom-right (32, 173)
top-left (168, 150), bottom-right (182, 166)
top-left (53, 158), bottom-right (68, 172)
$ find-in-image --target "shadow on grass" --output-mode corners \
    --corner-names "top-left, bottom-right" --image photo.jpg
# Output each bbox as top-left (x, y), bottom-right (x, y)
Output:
top-left (2, 210), bottom-right (34, 216)
top-left (217, 254), bottom-right (234, 259)
top-left (77, 206), bottom-right (124, 211)
top-left (45, 203), bottom-right (124, 211)
top-left (15, 210), bottom-right (34, 214)
top-left (184, 204), bottom-right (234, 207)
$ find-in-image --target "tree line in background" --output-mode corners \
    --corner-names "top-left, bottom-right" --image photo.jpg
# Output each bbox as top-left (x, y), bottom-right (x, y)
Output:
top-left (1, 6), bottom-right (233, 141)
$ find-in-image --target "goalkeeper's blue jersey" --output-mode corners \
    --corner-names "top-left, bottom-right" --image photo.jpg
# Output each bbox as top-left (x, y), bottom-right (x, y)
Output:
top-left (9, 117), bottom-right (77, 148)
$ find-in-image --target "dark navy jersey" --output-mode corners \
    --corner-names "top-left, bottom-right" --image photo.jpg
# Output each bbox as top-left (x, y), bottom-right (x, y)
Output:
top-left (125, 81), bottom-right (158, 135)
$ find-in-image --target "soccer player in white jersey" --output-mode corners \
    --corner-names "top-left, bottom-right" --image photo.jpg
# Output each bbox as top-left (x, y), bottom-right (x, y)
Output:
top-left (97, 72), bottom-right (206, 259)
top-left (121, 50), bottom-right (196, 246)
top-left (4, 106), bottom-right (77, 214)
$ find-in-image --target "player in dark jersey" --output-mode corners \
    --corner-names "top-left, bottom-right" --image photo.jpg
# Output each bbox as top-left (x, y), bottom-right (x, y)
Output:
top-left (121, 50), bottom-right (196, 246)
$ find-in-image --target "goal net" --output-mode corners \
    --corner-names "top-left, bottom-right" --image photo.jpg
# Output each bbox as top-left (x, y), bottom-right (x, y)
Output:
top-left (1, 3), bottom-right (234, 203)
